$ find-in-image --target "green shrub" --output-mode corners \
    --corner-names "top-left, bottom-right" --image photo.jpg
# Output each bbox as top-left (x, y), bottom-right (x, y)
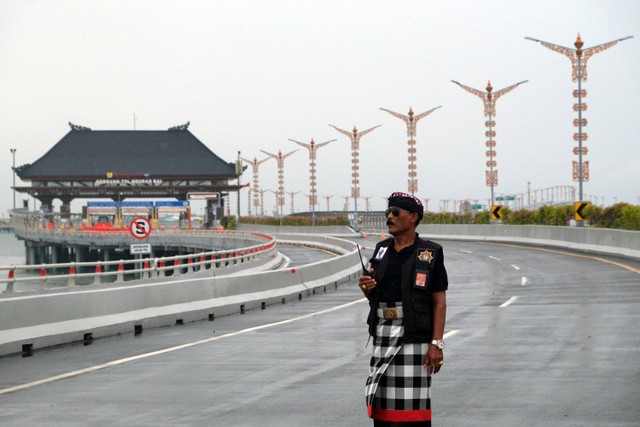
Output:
top-left (238, 215), bottom-right (349, 226)
top-left (240, 204), bottom-right (640, 231)
top-left (432, 203), bottom-right (640, 230)
top-left (220, 215), bottom-right (236, 230)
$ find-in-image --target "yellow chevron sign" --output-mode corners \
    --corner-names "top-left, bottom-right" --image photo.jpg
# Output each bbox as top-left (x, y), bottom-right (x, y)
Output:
top-left (491, 205), bottom-right (503, 221)
top-left (574, 201), bottom-right (590, 221)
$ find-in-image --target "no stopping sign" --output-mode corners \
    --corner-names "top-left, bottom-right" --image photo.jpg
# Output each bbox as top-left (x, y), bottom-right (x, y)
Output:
top-left (129, 217), bottom-right (152, 240)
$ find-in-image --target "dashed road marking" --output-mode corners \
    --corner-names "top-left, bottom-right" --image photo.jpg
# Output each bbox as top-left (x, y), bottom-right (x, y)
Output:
top-left (485, 243), bottom-right (640, 275)
top-left (521, 277), bottom-right (528, 286)
top-left (444, 330), bottom-right (459, 339)
top-left (500, 296), bottom-right (518, 307)
top-left (511, 264), bottom-right (520, 270)
top-left (0, 298), bottom-right (368, 396)
top-left (488, 256), bottom-right (501, 261)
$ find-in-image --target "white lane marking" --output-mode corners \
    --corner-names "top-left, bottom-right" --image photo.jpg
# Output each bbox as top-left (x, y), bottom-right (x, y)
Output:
top-left (488, 256), bottom-right (501, 261)
top-left (280, 253), bottom-right (292, 269)
top-left (511, 264), bottom-right (520, 270)
top-left (521, 277), bottom-right (528, 286)
top-left (499, 296), bottom-right (518, 308)
top-left (0, 297), bottom-right (369, 396)
top-left (459, 250), bottom-right (472, 254)
top-left (444, 330), bottom-right (459, 339)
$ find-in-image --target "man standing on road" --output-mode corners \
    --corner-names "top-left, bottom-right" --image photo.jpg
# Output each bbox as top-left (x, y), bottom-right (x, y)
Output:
top-left (359, 192), bottom-right (448, 426)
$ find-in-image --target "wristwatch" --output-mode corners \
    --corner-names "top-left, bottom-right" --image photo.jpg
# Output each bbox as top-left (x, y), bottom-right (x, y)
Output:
top-left (431, 339), bottom-right (445, 350)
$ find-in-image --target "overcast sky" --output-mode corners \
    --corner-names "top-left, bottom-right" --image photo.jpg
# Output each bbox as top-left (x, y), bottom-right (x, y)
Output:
top-left (1, 0), bottom-right (638, 218)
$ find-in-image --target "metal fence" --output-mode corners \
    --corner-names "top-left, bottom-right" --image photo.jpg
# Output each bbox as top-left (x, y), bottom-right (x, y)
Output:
top-left (3, 211), bottom-right (277, 293)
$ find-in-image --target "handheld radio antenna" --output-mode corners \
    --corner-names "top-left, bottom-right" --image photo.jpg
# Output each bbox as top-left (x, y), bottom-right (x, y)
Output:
top-left (356, 244), bottom-right (368, 274)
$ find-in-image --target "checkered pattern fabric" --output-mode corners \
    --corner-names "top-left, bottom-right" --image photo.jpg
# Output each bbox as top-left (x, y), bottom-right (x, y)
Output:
top-left (365, 303), bottom-right (432, 423)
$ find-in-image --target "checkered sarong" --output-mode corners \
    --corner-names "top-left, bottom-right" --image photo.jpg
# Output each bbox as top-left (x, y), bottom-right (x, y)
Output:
top-left (365, 302), bottom-right (432, 423)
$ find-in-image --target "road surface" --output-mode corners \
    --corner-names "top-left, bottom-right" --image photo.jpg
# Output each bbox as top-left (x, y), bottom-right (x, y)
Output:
top-left (1, 239), bottom-right (639, 426)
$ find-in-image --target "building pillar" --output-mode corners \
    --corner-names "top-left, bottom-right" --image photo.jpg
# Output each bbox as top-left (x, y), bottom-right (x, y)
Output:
top-left (103, 249), bottom-right (113, 272)
top-left (59, 197), bottom-right (73, 219)
top-left (51, 245), bottom-right (63, 264)
top-left (37, 246), bottom-right (47, 264)
top-left (37, 197), bottom-right (54, 214)
top-left (75, 246), bottom-right (89, 272)
top-left (26, 243), bottom-right (36, 265)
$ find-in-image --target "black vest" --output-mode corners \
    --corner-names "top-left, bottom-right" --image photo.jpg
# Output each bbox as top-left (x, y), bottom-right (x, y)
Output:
top-left (366, 235), bottom-right (447, 342)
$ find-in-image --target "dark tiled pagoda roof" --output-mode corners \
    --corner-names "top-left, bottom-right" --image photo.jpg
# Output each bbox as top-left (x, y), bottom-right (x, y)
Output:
top-left (17, 127), bottom-right (237, 180)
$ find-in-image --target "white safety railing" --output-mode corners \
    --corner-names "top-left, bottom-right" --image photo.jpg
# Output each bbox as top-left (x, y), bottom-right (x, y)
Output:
top-left (1, 232), bottom-right (277, 293)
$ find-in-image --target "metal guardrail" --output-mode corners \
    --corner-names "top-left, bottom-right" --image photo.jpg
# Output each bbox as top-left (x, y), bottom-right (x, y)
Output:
top-left (0, 234), bottom-right (362, 356)
top-left (13, 222), bottom-right (270, 250)
top-left (2, 229), bottom-right (277, 293)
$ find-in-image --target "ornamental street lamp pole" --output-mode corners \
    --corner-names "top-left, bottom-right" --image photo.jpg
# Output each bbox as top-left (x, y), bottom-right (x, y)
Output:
top-left (329, 123), bottom-right (380, 230)
top-left (341, 195), bottom-right (350, 212)
top-left (258, 188), bottom-right (270, 217)
top-left (236, 151), bottom-right (242, 219)
top-left (323, 194), bottom-right (333, 211)
top-left (10, 148), bottom-right (17, 210)
top-left (287, 190), bottom-right (300, 214)
top-left (525, 33), bottom-right (633, 210)
top-left (423, 198), bottom-right (431, 213)
top-left (240, 155), bottom-right (273, 217)
top-left (379, 106), bottom-right (441, 196)
top-left (260, 149), bottom-right (298, 224)
top-left (451, 79), bottom-right (528, 208)
top-left (288, 137), bottom-right (335, 226)
top-left (363, 196), bottom-right (373, 212)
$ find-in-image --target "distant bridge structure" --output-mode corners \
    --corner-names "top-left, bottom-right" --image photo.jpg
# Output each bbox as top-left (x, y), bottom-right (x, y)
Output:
top-left (3, 211), bottom-right (278, 292)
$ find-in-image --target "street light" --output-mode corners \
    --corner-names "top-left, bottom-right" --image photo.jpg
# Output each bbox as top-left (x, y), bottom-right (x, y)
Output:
top-left (451, 79), bottom-right (527, 209)
top-left (258, 188), bottom-right (271, 217)
top-left (380, 106), bottom-right (441, 196)
top-left (341, 195), bottom-right (350, 212)
top-left (363, 196), bottom-right (373, 212)
top-left (10, 148), bottom-right (16, 210)
top-left (329, 123), bottom-right (380, 230)
top-left (260, 149), bottom-right (298, 223)
top-left (525, 33), bottom-right (633, 213)
top-left (286, 190), bottom-right (299, 214)
top-left (241, 155), bottom-right (272, 217)
top-left (323, 194), bottom-right (333, 211)
top-left (289, 138), bottom-right (335, 226)
top-left (236, 151), bottom-right (242, 219)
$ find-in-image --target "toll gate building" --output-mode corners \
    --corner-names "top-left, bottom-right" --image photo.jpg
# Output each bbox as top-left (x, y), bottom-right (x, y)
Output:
top-left (13, 122), bottom-right (240, 226)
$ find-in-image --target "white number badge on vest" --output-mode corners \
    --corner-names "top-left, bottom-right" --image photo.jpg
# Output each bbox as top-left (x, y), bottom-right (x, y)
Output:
top-left (373, 247), bottom-right (388, 261)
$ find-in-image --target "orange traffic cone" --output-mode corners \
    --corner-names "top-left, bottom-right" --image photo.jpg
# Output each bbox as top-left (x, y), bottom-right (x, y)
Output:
top-left (115, 262), bottom-right (124, 282)
top-left (93, 264), bottom-right (102, 285)
top-left (68, 264), bottom-right (76, 287)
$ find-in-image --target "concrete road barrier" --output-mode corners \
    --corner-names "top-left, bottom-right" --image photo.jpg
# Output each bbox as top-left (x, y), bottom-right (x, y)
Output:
top-left (0, 236), bottom-right (361, 356)
top-left (414, 224), bottom-right (640, 261)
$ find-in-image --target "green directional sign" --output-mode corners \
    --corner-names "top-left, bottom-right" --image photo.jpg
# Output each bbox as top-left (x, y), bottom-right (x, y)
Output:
top-left (495, 196), bottom-right (504, 201)
top-left (471, 204), bottom-right (483, 210)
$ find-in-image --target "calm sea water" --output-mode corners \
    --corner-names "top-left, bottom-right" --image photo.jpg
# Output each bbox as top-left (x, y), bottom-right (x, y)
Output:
top-left (0, 233), bottom-right (72, 291)
top-left (0, 233), bottom-right (26, 265)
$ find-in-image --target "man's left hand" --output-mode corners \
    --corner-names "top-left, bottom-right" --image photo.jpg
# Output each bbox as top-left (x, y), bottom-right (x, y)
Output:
top-left (424, 345), bottom-right (443, 374)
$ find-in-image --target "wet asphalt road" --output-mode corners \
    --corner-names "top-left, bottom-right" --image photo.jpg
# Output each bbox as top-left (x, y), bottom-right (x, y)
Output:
top-left (1, 238), bottom-right (639, 426)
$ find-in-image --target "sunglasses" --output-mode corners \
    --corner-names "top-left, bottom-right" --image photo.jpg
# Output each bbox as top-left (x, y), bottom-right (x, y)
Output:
top-left (385, 207), bottom-right (410, 217)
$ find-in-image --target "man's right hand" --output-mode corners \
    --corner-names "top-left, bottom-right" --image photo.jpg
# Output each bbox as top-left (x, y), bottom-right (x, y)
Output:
top-left (359, 270), bottom-right (377, 295)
